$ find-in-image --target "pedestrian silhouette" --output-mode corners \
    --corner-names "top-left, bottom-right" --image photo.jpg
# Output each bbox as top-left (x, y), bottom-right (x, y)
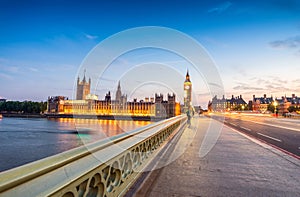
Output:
top-left (186, 109), bottom-right (191, 127)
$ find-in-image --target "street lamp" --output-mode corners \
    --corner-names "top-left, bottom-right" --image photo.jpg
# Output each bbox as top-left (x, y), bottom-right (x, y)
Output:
top-left (273, 101), bottom-right (278, 117)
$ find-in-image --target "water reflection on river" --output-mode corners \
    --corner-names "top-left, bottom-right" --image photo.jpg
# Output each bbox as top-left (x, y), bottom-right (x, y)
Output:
top-left (56, 118), bottom-right (151, 145)
top-left (0, 117), bottom-right (151, 172)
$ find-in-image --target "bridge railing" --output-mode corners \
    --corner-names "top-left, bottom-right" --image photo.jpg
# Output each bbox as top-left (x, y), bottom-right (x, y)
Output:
top-left (0, 115), bottom-right (186, 197)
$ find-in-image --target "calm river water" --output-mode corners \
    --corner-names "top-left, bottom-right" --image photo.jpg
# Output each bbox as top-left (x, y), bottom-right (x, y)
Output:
top-left (0, 117), bottom-right (151, 172)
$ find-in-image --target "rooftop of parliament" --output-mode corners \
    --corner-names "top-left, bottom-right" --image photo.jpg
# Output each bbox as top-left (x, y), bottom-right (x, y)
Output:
top-left (47, 73), bottom-right (181, 119)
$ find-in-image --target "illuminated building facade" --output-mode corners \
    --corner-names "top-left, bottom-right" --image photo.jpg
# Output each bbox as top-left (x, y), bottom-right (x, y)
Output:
top-left (47, 75), bottom-right (180, 118)
top-left (183, 70), bottom-right (192, 112)
top-left (251, 94), bottom-right (300, 114)
top-left (47, 96), bottom-right (69, 113)
top-left (208, 95), bottom-right (226, 112)
top-left (276, 94), bottom-right (300, 115)
top-left (208, 95), bottom-right (247, 112)
top-left (252, 94), bottom-right (274, 113)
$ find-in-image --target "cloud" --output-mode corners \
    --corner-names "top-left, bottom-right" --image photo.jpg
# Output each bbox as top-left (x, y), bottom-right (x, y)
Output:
top-left (256, 78), bottom-right (268, 85)
top-left (266, 85), bottom-right (293, 92)
top-left (196, 92), bottom-right (211, 96)
top-left (28, 67), bottom-right (38, 72)
top-left (233, 85), bottom-right (264, 91)
top-left (265, 76), bottom-right (288, 85)
top-left (292, 79), bottom-right (300, 83)
top-left (269, 35), bottom-right (300, 49)
top-left (208, 82), bottom-right (223, 89)
top-left (0, 73), bottom-right (13, 80)
top-left (0, 57), bottom-right (9, 63)
top-left (254, 78), bottom-right (283, 86)
top-left (236, 67), bottom-right (247, 77)
top-left (235, 81), bottom-right (249, 86)
top-left (0, 65), bottom-right (19, 73)
top-left (232, 76), bottom-right (299, 96)
top-left (84, 33), bottom-right (98, 40)
top-left (208, 1), bottom-right (232, 13)
top-left (261, 77), bottom-right (286, 85)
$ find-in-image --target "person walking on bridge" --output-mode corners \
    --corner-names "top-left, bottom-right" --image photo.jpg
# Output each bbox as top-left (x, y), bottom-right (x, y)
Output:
top-left (186, 109), bottom-right (191, 127)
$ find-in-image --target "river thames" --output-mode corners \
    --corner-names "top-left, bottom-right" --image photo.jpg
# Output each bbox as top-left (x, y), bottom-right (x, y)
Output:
top-left (0, 117), bottom-right (151, 172)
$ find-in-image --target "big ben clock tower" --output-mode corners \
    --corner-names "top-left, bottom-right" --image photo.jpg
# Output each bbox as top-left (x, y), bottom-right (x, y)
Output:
top-left (184, 70), bottom-right (192, 112)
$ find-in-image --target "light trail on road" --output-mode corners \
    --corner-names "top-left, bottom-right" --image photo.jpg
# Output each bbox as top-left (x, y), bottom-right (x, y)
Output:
top-left (208, 114), bottom-right (300, 157)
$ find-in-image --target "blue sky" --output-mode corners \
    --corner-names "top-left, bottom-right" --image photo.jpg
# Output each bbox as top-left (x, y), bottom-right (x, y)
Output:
top-left (1, 0), bottom-right (300, 107)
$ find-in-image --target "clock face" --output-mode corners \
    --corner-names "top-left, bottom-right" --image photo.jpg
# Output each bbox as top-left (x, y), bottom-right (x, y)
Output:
top-left (185, 85), bottom-right (190, 89)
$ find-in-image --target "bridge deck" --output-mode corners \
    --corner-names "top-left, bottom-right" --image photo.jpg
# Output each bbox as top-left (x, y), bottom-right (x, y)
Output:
top-left (132, 116), bottom-right (300, 196)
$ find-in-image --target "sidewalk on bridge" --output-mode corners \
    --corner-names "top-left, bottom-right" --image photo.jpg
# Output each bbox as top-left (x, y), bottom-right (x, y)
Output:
top-left (132, 116), bottom-right (300, 196)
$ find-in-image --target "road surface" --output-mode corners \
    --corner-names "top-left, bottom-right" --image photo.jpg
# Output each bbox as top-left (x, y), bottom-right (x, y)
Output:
top-left (131, 116), bottom-right (300, 196)
top-left (210, 113), bottom-right (300, 157)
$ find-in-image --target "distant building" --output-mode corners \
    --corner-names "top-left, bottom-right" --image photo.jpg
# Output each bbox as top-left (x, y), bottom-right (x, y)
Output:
top-left (194, 105), bottom-right (204, 114)
top-left (248, 100), bottom-right (253, 111)
top-left (252, 94), bottom-right (274, 113)
top-left (276, 94), bottom-right (300, 114)
top-left (48, 74), bottom-right (180, 118)
top-left (0, 98), bottom-right (6, 102)
top-left (85, 94), bottom-right (99, 100)
top-left (208, 95), bottom-right (247, 112)
top-left (208, 95), bottom-right (226, 112)
top-left (227, 95), bottom-right (247, 110)
top-left (47, 96), bottom-right (68, 113)
top-left (154, 93), bottom-right (180, 118)
top-left (76, 71), bottom-right (91, 100)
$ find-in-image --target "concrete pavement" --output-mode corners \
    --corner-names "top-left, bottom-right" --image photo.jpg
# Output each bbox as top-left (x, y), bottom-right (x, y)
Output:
top-left (132, 116), bottom-right (300, 196)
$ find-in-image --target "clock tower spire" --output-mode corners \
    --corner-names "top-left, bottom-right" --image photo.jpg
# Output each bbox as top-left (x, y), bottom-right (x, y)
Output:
top-left (184, 70), bottom-right (192, 112)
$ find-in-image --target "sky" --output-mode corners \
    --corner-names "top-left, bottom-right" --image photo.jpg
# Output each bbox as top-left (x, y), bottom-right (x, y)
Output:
top-left (1, 0), bottom-right (300, 108)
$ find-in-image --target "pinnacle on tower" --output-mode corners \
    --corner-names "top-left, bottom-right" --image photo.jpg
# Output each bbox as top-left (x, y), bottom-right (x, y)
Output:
top-left (116, 80), bottom-right (122, 102)
top-left (185, 69), bottom-right (191, 82)
top-left (117, 80), bottom-right (121, 90)
top-left (83, 69), bottom-right (86, 82)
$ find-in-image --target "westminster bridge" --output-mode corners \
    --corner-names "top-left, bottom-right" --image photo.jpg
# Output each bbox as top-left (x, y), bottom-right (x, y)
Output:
top-left (0, 115), bottom-right (300, 196)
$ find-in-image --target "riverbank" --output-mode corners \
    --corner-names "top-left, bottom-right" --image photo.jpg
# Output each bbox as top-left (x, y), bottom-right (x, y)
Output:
top-left (45, 113), bottom-right (166, 121)
top-left (1, 112), bottom-right (45, 118)
top-left (0, 112), bottom-right (169, 121)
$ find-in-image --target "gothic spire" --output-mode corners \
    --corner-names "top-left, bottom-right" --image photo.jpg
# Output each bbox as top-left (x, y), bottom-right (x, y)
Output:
top-left (185, 69), bottom-right (191, 82)
top-left (117, 80), bottom-right (121, 90)
top-left (83, 69), bottom-right (86, 82)
top-left (116, 80), bottom-right (122, 101)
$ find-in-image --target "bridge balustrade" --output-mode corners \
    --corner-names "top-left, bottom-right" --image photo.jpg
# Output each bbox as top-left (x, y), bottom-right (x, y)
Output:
top-left (0, 115), bottom-right (186, 197)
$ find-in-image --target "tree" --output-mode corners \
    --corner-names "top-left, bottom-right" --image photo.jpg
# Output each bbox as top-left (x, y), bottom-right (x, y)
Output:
top-left (267, 104), bottom-right (275, 113)
top-left (0, 100), bottom-right (47, 113)
top-left (40, 102), bottom-right (48, 113)
top-left (288, 106), bottom-right (300, 113)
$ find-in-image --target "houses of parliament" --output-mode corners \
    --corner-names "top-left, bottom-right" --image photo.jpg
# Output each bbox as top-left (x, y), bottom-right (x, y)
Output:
top-left (47, 72), bottom-right (183, 119)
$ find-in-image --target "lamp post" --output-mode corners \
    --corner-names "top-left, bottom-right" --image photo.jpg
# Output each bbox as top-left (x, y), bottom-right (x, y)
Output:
top-left (273, 101), bottom-right (278, 117)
